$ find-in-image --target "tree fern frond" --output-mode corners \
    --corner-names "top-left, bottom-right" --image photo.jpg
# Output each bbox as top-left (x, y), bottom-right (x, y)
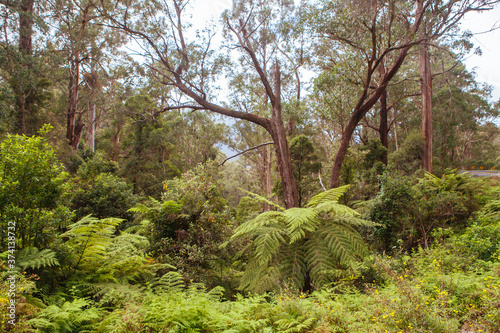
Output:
top-left (320, 222), bottom-right (368, 264)
top-left (424, 171), bottom-right (440, 182)
top-left (282, 243), bottom-right (307, 290)
top-left (239, 258), bottom-right (277, 292)
top-left (231, 211), bottom-right (285, 239)
top-left (80, 282), bottom-right (142, 303)
top-left (238, 188), bottom-right (285, 211)
top-left (234, 184), bottom-right (374, 291)
top-left (283, 208), bottom-right (319, 244)
top-left (335, 215), bottom-right (380, 227)
top-left (61, 216), bottom-right (123, 272)
top-left (313, 201), bottom-right (359, 217)
top-left (17, 247), bottom-right (59, 270)
top-left (254, 227), bottom-right (287, 265)
top-left (305, 235), bottom-right (337, 287)
top-left (307, 185), bottom-right (350, 207)
top-left (207, 286), bottom-right (225, 301)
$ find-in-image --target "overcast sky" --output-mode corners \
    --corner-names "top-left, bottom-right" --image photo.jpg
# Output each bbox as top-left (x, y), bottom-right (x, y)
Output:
top-left (461, 5), bottom-right (500, 102)
top-left (191, 0), bottom-right (500, 103)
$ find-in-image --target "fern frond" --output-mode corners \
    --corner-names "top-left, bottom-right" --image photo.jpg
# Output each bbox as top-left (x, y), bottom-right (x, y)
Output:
top-left (320, 221), bottom-right (368, 264)
top-left (239, 258), bottom-right (279, 292)
top-left (151, 271), bottom-right (185, 294)
top-left (275, 316), bottom-right (316, 332)
top-left (17, 247), bottom-right (59, 270)
top-left (80, 282), bottom-right (142, 303)
top-left (305, 235), bottom-right (337, 287)
top-left (238, 188), bottom-right (285, 211)
top-left (283, 208), bottom-right (319, 244)
top-left (313, 201), bottom-right (359, 217)
top-left (282, 243), bottom-right (307, 290)
top-left (307, 185), bottom-right (350, 207)
top-left (231, 211), bottom-right (285, 239)
top-left (61, 215), bottom-right (123, 272)
top-left (253, 226), bottom-right (287, 265)
top-left (127, 203), bottom-right (152, 214)
top-left (28, 298), bottom-right (100, 332)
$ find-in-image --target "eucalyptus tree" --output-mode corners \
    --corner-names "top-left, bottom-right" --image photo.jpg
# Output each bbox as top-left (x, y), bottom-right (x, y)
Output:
top-left (96, 0), bottom-right (309, 208)
top-left (0, 0), bottom-right (51, 134)
top-left (50, 0), bottom-right (127, 149)
top-left (307, 0), bottom-right (499, 187)
top-left (431, 65), bottom-right (496, 168)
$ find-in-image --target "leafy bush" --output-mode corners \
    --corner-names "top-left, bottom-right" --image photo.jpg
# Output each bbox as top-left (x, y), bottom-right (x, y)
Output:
top-left (369, 172), bottom-right (484, 252)
top-left (67, 172), bottom-right (137, 222)
top-left (389, 132), bottom-right (423, 175)
top-left (0, 125), bottom-right (69, 249)
top-left (130, 161), bottom-right (236, 290)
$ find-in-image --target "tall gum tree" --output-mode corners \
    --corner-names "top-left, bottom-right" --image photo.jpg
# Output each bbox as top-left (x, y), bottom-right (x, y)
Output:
top-left (307, 0), bottom-right (499, 188)
top-left (53, 0), bottom-right (127, 149)
top-left (97, 0), bottom-right (303, 208)
top-left (0, 0), bottom-right (47, 134)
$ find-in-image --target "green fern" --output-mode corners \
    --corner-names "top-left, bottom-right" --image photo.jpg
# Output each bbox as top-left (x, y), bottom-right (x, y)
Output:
top-left (150, 271), bottom-right (186, 294)
top-left (61, 215), bottom-right (122, 272)
top-left (28, 298), bottom-right (100, 333)
top-left (16, 247), bottom-right (59, 270)
top-left (238, 188), bottom-right (285, 211)
top-left (231, 186), bottom-right (375, 291)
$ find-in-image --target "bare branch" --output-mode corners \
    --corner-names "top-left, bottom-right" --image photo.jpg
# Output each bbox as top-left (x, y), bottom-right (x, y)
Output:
top-left (220, 141), bottom-right (274, 166)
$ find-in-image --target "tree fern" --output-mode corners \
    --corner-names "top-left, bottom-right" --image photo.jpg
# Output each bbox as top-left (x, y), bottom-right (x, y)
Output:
top-left (231, 186), bottom-right (375, 291)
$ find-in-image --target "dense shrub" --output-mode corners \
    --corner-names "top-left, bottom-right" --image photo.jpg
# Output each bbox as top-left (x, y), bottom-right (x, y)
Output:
top-left (369, 172), bottom-right (483, 252)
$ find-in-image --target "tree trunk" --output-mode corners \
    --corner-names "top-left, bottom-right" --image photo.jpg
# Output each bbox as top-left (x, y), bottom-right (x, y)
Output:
top-left (269, 62), bottom-right (299, 209)
top-left (378, 59), bottom-right (389, 164)
top-left (13, 0), bottom-right (34, 134)
top-left (67, 55), bottom-right (82, 149)
top-left (419, 38), bottom-right (433, 173)
top-left (392, 109), bottom-right (398, 151)
top-left (19, 0), bottom-right (34, 53)
top-left (85, 103), bottom-right (96, 151)
top-left (379, 89), bottom-right (389, 165)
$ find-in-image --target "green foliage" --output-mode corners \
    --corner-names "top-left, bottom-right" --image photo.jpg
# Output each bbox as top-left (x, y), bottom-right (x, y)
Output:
top-left (389, 132), bottom-right (424, 175)
top-left (369, 172), bottom-right (484, 252)
top-left (0, 125), bottom-right (69, 248)
top-left (232, 185), bottom-right (374, 292)
top-left (28, 298), bottom-right (100, 333)
top-left (75, 151), bottom-right (119, 180)
top-left (61, 215), bottom-right (123, 273)
top-left (15, 247), bottom-right (59, 270)
top-left (0, 124), bottom-right (65, 209)
top-left (129, 161), bottom-right (236, 289)
top-left (67, 172), bottom-right (137, 222)
top-left (456, 185), bottom-right (500, 261)
top-left (358, 139), bottom-right (388, 170)
top-left (289, 135), bottom-right (322, 207)
top-left (235, 196), bottom-right (263, 222)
